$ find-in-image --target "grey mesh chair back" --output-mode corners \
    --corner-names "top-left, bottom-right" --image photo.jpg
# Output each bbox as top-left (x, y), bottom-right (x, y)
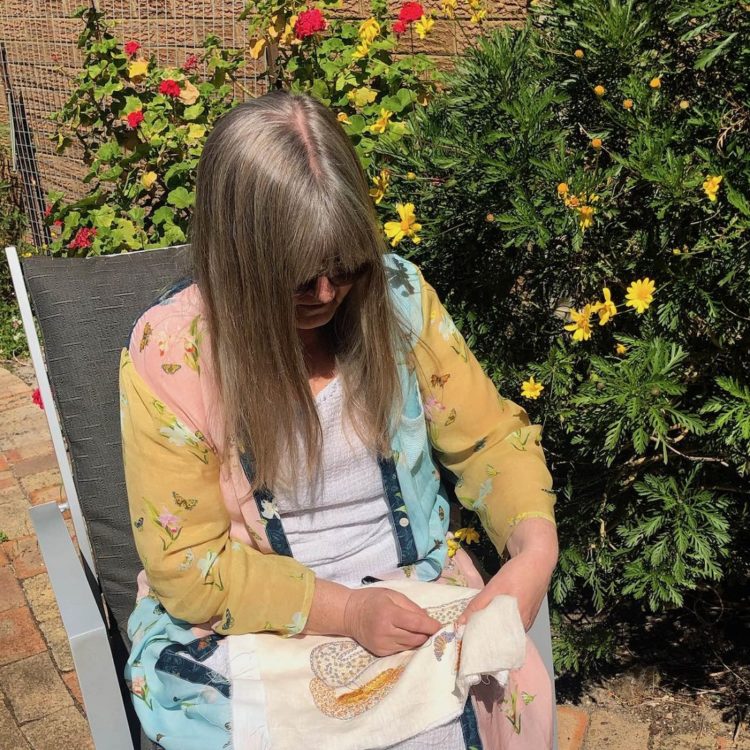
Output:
top-left (22, 245), bottom-right (192, 643)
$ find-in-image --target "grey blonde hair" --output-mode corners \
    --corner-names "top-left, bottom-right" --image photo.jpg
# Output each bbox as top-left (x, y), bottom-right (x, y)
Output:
top-left (190, 90), bottom-right (407, 490)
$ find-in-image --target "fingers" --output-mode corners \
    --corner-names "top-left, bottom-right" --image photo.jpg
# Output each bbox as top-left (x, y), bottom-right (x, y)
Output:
top-left (388, 592), bottom-right (442, 635)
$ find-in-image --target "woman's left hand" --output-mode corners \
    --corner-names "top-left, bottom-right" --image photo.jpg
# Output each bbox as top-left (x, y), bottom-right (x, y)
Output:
top-left (456, 517), bottom-right (558, 631)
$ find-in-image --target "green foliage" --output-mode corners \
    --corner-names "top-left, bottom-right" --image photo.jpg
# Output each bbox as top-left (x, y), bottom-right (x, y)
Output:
top-left (373, 0), bottom-right (749, 675)
top-left (241, 0), bottom-right (443, 171)
top-left (47, 6), bottom-right (244, 256)
top-left (0, 127), bottom-right (32, 358)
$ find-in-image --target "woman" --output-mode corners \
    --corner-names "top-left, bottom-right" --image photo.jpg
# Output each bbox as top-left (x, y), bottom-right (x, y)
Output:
top-left (120, 89), bottom-right (558, 749)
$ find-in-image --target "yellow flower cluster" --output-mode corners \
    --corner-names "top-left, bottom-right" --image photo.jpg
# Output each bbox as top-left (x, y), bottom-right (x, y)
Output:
top-left (703, 174), bottom-right (723, 202)
top-left (369, 107), bottom-right (393, 134)
top-left (384, 202), bottom-right (422, 246)
top-left (468, 0), bottom-right (487, 24)
top-left (564, 279), bottom-right (657, 342)
top-left (558, 183), bottom-right (599, 231)
top-left (446, 527), bottom-right (480, 557)
top-left (352, 17), bottom-right (381, 60)
top-left (440, 0), bottom-right (457, 18)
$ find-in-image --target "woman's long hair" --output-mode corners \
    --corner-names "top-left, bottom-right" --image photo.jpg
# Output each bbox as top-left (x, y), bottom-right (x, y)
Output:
top-left (190, 90), bottom-right (407, 491)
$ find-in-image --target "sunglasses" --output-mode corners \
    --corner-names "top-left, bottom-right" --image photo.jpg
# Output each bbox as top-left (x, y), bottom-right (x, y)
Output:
top-left (293, 262), bottom-right (370, 296)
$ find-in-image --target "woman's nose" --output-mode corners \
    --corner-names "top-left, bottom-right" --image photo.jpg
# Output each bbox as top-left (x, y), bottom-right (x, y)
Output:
top-left (314, 276), bottom-right (336, 303)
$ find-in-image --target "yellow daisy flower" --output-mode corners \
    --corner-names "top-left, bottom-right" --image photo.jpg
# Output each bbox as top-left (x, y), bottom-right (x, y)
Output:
top-left (557, 182), bottom-right (569, 196)
top-left (623, 98), bottom-right (634, 110)
top-left (368, 108), bottom-right (393, 134)
top-left (521, 375), bottom-right (545, 399)
top-left (574, 48), bottom-right (584, 59)
top-left (702, 175), bottom-right (723, 202)
top-left (369, 168), bottom-right (390, 205)
top-left (564, 304), bottom-right (594, 341)
top-left (594, 84), bottom-right (606, 97)
top-left (384, 202), bottom-right (422, 246)
top-left (593, 287), bottom-right (617, 325)
top-left (615, 343), bottom-right (628, 355)
top-left (625, 278), bottom-right (656, 314)
top-left (649, 76), bottom-right (661, 89)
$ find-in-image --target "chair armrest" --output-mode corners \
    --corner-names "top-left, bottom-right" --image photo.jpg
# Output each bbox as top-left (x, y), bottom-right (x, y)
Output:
top-left (30, 502), bottom-right (134, 750)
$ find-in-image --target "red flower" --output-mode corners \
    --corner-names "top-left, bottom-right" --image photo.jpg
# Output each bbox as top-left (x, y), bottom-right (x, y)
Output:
top-left (159, 79), bottom-right (181, 97)
top-left (32, 388), bottom-right (44, 410)
top-left (68, 227), bottom-right (97, 250)
top-left (393, 19), bottom-right (408, 34)
top-left (53, 219), bottom-right (63, 228)
top-left (182, 54), bottom-right (199, 72)
top-left (398, 2), bottom-right (425, 22)
top-left (294, 8), bottom-right (327, 39)
top-left (126, 110), bottom-right (144, 129)
top-left (124, 40), bottom-right (141, 57)
top-left (44, 204), bottom-right (52, 217)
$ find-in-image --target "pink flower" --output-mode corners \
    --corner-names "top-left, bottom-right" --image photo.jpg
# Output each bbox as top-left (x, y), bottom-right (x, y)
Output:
top-left (158, 79), bottom-right (181, 97)
top-left (32, 387), bottom-right (44, 410)
top-left (126, 110), bottom-right (144, 129)
top-left (43, 204), bottom-right (52, 217)
top-left (393, 19), bottom-right (408, 34)
top-left (158, 512), bottom-right (181, 536)
top-left (68, 227), bottom-right (97, 250)
top-left (398, 2), bottom-right (425, 22)
top-left (182, 54), bottom-right (199, 72)
top-left (294, 8), bottom-right (327, 39)
top-left (423, 396), bottom-right (445, 423)
top-left (124, 40), bottom-right (141, 57)
top-left (130, 676), bottom-right (146, 697)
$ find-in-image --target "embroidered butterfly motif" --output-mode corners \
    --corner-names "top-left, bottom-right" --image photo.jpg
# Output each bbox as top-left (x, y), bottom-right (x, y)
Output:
top-left (173, 491), bottom-right (198, 510)
top-left (161, 363), bottom-right (181, 374)
top-left (139, 322), bottom-right (152, 351)
top-left (222, 608), bottom-right (234, 629)
top-left (431, 373), bottom-right (450, 388)
top-left (444, 408), bottom-right (457, 426)
top-left (438, 505), bottom-right (445, 521)
top-left (134, 517), bottom-right (144, 530)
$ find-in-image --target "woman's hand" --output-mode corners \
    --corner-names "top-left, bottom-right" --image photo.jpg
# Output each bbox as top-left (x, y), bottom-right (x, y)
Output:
top-left (457, 517), bottom-right (558, 631)
top-left (343, 588), bottom-right (442, 657)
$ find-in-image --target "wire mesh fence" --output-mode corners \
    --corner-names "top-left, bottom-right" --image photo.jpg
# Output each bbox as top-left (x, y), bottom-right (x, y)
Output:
top-left (0, 0), bottom-right (268, 249)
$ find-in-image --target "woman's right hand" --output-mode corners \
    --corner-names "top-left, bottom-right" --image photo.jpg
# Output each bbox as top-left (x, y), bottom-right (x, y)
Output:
top-left (342, 587), bottom-right (442, 657)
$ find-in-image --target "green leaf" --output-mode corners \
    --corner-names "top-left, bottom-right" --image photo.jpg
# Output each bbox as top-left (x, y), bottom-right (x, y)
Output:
top-left (167, 187), bottom-right (194, 209)
top-left (151, 206), bottom-right (175, 226)
top-left (182, 103), bottom-right (204, 121)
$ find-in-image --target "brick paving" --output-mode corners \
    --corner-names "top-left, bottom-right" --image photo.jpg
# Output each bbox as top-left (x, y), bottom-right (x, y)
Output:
top-left (1, 362), bottom-right (748, 750)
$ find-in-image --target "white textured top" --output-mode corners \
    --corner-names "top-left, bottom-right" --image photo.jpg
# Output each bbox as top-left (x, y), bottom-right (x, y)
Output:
top-left (272, 376), bottom-right (402, 588)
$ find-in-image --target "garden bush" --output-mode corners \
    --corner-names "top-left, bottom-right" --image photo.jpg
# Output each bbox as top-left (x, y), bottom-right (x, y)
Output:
top-left (372, 0), bottom-right (749, 677)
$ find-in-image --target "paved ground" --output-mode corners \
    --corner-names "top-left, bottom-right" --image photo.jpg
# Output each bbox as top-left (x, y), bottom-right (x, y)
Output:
top-left (0, 361), bottom-right (747, 750)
